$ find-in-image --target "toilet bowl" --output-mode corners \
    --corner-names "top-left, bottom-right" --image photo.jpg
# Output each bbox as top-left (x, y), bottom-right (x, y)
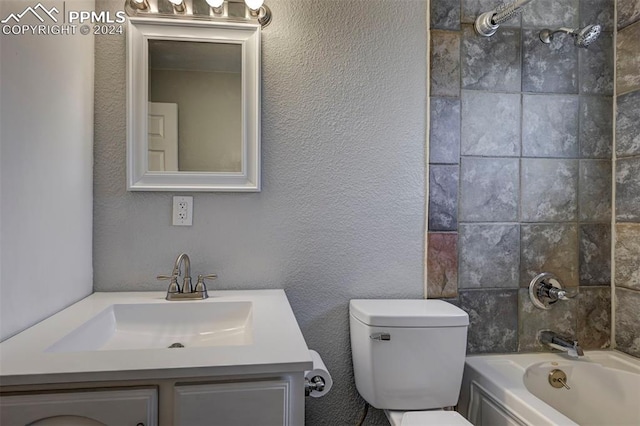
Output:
top-left (349, 299), bottom-right (472, 426)
top-left (385, 409), bottom-right (470, 426)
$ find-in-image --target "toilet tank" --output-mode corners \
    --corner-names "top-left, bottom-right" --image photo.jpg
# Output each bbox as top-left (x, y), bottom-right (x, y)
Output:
top-left (349, 299), bottom-right (469, 410)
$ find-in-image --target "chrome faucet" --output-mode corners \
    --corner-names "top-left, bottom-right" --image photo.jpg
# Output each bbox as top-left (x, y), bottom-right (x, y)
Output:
top-left (173, 253), bottom-right (192, 293)
top-left (539, 330), bottom-right (584, 358)
top-left (157, 253), bottom-right (216, 301)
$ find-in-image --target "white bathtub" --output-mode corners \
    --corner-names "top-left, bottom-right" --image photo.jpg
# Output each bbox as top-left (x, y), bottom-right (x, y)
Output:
top-left (458, 351), bottom-right (640, 426)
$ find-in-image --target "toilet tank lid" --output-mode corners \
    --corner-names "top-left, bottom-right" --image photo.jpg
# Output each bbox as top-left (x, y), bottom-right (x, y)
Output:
top-left (350, 299), bottom-right (469, 327)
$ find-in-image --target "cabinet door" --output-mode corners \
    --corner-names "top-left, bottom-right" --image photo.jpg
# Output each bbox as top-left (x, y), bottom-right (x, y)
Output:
top-left (174, 380), bottom-right (291, 426)
top-left (0, 388), bottom-right (157, 426)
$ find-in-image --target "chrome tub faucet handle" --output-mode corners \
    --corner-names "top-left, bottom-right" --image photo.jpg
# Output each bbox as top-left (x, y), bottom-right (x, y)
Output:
top-left (529, 272), bottom-right (577, 310)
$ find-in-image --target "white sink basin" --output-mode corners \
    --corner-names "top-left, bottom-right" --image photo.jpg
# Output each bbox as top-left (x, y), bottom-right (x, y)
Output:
top-left (46, 301), bottom-right (253, 352)
top-left (1, 291), bottom-right (313, 386)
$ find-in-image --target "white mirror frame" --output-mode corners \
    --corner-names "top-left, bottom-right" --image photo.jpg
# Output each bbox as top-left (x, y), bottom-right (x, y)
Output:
top-left (127, 17), bottom-right (260, 192)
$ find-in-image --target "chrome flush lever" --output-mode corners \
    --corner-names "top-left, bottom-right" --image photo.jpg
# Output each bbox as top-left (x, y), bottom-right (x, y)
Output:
top-left (370, 333), bottom-right (391, 341)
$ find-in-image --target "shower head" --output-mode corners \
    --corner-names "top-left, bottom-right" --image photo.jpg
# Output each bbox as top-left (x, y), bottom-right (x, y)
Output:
top-left (539, 24), bottom-right (602, 48)
top-left (575, 24), bottom-right (602, 47)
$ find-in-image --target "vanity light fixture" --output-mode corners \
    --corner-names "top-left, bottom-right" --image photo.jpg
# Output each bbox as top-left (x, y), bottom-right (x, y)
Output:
top-left (124, 0), bottom-right (273, 28)
top-left (129, 0), bottom-right (149, 11)
top-left (167, 0), bottom-right (186, 13)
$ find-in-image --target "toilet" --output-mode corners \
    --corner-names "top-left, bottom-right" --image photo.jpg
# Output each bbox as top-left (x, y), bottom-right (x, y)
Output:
top-left (349, 299), bottom-right (472, 426)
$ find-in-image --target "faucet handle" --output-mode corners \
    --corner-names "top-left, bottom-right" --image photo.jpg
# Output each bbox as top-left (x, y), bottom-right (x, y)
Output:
top-left (195, 274), bottom-right (217, 289)
top-left (157, 274), bottom-right (176, 280)
top-left (529, 273), bottom-right (577, 309)
top-left (194, 274), bottom-right (215, 296)
top-left (157, 274), bottom-right (180, 294)
top-left (548, 287), bottom-right (577, 301)
top-left (199, 274), bottom-right (218, 281)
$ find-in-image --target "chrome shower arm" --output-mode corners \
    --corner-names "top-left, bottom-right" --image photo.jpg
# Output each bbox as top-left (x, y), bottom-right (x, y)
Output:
top-left (549, 27), bottom-right (574, 35)
top-left (538, 27), bottom-right (574, 43)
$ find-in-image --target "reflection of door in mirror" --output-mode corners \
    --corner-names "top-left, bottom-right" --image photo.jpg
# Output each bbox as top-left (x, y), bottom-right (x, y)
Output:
top-left (148, 40), bottom-right (242, 173)
top-left (148, 102), bottom-right (178, 171)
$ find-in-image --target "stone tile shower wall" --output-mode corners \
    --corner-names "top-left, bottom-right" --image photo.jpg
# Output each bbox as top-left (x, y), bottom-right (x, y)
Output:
top-left (428, 0), bottom-right (614, 353)
top-left (614, 0), bottom-right (640, 358)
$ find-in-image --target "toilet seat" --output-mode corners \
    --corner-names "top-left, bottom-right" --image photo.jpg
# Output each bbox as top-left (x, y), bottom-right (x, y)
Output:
top-left (386, 410), bottom-right (472, 426)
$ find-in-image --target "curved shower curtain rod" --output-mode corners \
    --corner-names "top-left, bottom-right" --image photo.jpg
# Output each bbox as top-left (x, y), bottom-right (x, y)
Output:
top-left (474, 0), bottom-right (534, 37)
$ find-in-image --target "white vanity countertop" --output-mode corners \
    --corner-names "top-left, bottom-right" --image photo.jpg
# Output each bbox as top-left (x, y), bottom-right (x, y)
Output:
top-left (0, 290), bottom-right (313, 387)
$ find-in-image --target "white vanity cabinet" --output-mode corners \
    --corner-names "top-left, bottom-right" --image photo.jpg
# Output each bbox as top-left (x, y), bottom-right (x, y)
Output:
top-left (0, 373), bottom-right (304, 426)
top-left (174, 379), bottom-right (294, 425)
top-left (0, 388), bottom-right (158, 426)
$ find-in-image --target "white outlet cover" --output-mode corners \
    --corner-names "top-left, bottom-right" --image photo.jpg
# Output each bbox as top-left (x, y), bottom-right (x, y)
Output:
top-left (172, 196), bottom-right (193, 226)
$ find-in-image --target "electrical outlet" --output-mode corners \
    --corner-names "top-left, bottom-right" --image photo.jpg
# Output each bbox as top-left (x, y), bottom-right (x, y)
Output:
top-left (172, 196), bottom-right (193, 226)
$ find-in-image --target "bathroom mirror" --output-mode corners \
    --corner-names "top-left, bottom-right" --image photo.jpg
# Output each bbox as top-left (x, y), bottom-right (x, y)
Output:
top-left (127, 17), bottom-right (260, 191)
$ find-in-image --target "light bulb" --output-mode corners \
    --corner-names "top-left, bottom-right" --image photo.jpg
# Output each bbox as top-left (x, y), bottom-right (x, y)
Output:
top-left (206, 0), bottom-right (224, 8)
top-left (244, 0), bottom-right (264, 11)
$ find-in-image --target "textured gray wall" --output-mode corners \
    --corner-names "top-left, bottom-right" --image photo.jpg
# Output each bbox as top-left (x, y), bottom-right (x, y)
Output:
top-left (94, 0), bottom-right (426, 423)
